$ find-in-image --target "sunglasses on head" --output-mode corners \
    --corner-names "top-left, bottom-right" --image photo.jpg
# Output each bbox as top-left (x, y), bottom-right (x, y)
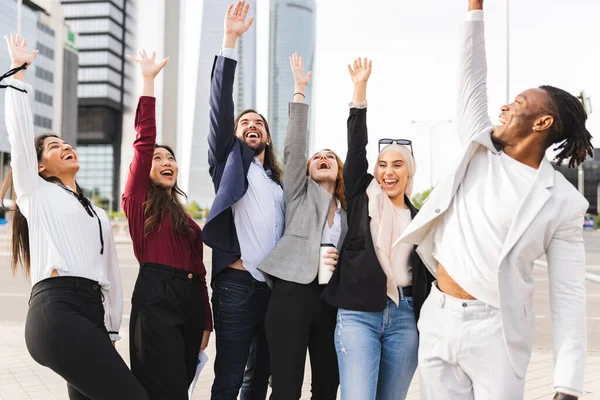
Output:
top-left (378, 138), bottom-right (413, 155)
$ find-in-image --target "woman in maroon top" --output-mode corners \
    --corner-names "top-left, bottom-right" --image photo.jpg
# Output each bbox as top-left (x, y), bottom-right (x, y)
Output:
top-left (123, 50), bottom-right (212, 400)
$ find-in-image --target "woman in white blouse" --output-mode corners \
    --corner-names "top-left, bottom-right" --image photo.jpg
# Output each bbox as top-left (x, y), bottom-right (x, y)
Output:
top-left (1, 35), bottom-right (148, 400)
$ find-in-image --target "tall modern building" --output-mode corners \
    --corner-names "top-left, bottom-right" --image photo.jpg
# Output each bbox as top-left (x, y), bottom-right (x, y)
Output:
top-left (183, 0), bottom-right (257, 208)
top-left (268, 0), bottom-right (316, 159)
top-left (0, 0), bottom-right (78, 189)
top-left (61, 0), bottom-right (137, 211)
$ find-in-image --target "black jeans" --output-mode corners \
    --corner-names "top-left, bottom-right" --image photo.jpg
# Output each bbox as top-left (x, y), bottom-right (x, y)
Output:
top-left (130, 263), bottom-right (206, 400)
top-left (265, 278), bottom-right (339, 400)
top-left (211, 268), bottom-right (271, 400)
top-left (25, 277), bottom-right (149, 400)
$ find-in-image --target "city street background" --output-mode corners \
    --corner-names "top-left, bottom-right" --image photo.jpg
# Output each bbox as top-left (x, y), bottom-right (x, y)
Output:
top-left (1, 229), bottom-right (599, 399)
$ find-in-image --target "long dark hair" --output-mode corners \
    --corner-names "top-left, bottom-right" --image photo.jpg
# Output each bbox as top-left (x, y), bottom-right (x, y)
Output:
top-left (0, 133), bottom-right (82, 277)
top-left (234, 109), bottom-right (282, 186)
top-left (540, 85), bottom-right (594, 168)
top-left (143, 145), bottom-right (195, 239)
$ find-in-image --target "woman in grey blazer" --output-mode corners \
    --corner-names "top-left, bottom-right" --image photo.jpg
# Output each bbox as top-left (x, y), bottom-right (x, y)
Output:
top-left (258, 53), bottom-right (348, 400)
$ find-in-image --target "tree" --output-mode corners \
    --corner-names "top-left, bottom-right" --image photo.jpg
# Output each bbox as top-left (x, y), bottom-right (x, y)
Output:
top-left (411, 188), bottom-right (433, 210)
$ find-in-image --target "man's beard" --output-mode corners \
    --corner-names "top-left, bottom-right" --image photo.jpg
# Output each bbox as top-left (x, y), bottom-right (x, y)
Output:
top-left (490, 128), bottom-right (508, 152)
top-left (247, 140), bottom-right (267, 155)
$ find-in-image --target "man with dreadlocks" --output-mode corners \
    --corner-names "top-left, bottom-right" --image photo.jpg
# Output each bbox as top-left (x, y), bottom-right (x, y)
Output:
top-left (400, 1), bottom-right (592, 399)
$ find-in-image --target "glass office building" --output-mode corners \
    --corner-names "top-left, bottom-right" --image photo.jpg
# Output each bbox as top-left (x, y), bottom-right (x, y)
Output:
top-left (554, 151), bottom-right (600, 215)
top-left (269, 0), bottom-right (316, 159)
top-left (62, 0), bottom-right (136, 210)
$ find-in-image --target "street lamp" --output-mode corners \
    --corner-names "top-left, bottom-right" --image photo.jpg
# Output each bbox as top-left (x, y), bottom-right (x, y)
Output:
top-left (505, 0), bottom-right (510, 104)
top-left (411, 119), bottom-right (452, 188)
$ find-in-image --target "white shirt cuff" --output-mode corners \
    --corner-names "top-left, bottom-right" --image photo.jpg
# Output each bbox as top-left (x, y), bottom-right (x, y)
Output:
top-left (4, 77), bottom-right (33, 92)
top-left (109, 332), bottom-right (121, 342)
top-left (556, 387), bottom-right (580, 397)
top-left (220, 47), bottom-right (237, 61)
top-left (466, 10), bottom-right (483, 21)
top-left (349, 99), bottom-right (368, 109)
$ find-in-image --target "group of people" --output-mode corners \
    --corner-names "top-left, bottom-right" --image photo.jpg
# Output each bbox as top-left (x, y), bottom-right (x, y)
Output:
top-left (0, 0), bottom-right (592, 399)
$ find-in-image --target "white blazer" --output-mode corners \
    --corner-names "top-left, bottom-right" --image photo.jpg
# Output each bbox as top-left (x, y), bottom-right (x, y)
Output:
top-left (400, 13), bottom-right (588, 393)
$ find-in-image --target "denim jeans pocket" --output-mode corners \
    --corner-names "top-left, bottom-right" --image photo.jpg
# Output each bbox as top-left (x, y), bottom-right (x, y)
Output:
top-left (404, 296), bottom-right (414, 311)
top-left (215, 280), bottom-right (252, 307)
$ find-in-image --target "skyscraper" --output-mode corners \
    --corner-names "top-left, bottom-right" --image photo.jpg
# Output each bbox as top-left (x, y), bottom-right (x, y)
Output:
top-left (61, 0), bottom-right (137, 211)
top-left (268, 0), bottom-right (316, 159)
top-left (0, 0), bottom-right (77, 189)
top-left (182, 0), bottom-right (257, 208)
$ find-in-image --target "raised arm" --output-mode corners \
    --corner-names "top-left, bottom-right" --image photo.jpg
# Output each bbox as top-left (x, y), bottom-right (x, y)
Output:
top-left (456, 0), bottom-right (493, 146)
top-left (283, 52), bottom-right (312, 202)
top-left (3, 35), bottom-right (39, 197)
top-left (122, 50), bottom-right (168, 204)
top-left (343, 58), bottom-right (373, 199)
top-left (208, 1), bottom-right (254, 167)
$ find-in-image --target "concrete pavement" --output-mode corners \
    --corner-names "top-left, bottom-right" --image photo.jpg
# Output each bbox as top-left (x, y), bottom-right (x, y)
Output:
top-left (1, 233), bottom-right (600, 399)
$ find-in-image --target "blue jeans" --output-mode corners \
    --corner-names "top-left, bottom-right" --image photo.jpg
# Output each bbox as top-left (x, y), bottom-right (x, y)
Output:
top-left (211, 268), bottom-right (271, 400)
top-left (335, 290), bottom-right (418, 400)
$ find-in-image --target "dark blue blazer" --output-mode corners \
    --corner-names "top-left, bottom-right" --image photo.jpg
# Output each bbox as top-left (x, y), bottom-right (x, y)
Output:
top-left (202, 55), bottom-right (256, 283)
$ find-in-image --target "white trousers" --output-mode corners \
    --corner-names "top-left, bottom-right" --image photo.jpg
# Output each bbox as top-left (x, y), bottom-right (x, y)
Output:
top-left (417, 283), bottom-right (527, 400)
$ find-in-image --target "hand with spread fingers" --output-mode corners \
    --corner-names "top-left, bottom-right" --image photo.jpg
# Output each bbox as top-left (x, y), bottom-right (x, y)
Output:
top-left (223, 0), bottom-right (254, 48)
top-left (4, 34), bottom-right (38, 81)
top-left (347, 57), bottom-right (372, 87)
top-left (290, 52), bottom-right (312, 103)
top-left (348, 57), bottom-right (372, 105)
top-left (290, 52), bottom-right (312, 89)
top-left (127, 49), bottom-right (169, 80)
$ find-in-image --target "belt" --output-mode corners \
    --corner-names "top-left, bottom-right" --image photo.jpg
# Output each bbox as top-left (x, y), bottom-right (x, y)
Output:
top-left (399, 285), bottom-right (412, 297)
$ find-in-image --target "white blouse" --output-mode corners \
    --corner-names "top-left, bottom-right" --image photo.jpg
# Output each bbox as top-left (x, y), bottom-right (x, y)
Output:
top-left (5, 78), bottom-right (122, 340)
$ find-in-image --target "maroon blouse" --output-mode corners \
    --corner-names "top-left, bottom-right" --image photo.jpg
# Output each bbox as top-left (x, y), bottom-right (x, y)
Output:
top-left (122, 96), bottom-right (212, 331)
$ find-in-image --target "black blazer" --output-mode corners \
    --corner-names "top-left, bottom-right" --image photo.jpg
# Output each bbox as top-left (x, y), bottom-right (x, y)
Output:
top-left (321, 107), bottom-right (434, 321)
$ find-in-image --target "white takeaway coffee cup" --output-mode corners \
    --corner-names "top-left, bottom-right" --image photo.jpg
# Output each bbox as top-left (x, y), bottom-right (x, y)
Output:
top-left (318, 243), bottom-right (337, 285)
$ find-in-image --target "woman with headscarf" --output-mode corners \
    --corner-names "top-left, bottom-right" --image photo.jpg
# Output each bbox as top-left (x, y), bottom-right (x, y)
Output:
top-left (322, 58), bottom-right (434, 400)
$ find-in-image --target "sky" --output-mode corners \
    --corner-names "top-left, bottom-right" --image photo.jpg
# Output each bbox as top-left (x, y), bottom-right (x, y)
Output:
top-left (139, 0), bottom-right (600, 195)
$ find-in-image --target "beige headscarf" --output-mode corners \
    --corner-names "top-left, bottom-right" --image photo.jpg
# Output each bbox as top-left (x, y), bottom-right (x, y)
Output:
top-left (366, 144), bottom-right (417, 305)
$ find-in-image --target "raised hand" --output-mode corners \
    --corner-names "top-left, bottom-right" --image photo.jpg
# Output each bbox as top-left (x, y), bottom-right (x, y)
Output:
top-left (290, 52), bottom-right (312, 88)
top-left (127, 50), bottom-right (168, 79)
top-left (347, 57), bottom-right (372, 86)
top-left (468, 0), bottom-right (483, 11)
top-left (224, 1), bottom-right (254, 38)
top-left (4, 34), bottom-right (38, 68)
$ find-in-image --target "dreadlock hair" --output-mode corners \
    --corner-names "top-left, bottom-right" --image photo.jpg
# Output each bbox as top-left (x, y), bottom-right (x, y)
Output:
top-left (234, 109), bottom-right (282, 186)
top-left (539, 85), bottom-right (594, 168)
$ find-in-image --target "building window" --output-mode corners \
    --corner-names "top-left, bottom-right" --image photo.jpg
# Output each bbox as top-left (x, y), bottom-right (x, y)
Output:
top-left (34, 115), bottom-right (52, 129)
top-left (76, 144), bottom-right (114, 204)
top-left (35, 66), bottom-right (54, 83)
top-left (37, 21), bottom-right (55, 37)
top-left (36, 42), bottom-right (55, 60)
top-left (34, 90), bottom-right (53, 106)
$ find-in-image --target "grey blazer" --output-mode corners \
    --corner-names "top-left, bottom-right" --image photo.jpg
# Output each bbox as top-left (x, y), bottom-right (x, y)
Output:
top-left (258, 102), bottom-right (348, 284)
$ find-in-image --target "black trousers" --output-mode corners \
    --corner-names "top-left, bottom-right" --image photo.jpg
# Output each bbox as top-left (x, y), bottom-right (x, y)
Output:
top-left (130, 263), bottom-right (206, 400)
top-left (25, 277), bottom-right (149, 400)
top-left (265, 277), bottom-right (339, 400)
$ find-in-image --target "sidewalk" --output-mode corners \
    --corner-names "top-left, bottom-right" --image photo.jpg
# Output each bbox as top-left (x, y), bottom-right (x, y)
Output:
top-left (1, 322), bottom-right (600, 399)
